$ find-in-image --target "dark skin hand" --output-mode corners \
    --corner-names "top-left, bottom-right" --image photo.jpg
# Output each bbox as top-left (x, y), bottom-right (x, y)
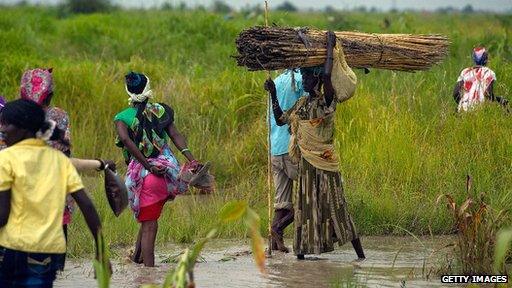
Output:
top-left (115, 120), bottom-right (195, 174)
top-left (116, 121), bottom-right (164, 174)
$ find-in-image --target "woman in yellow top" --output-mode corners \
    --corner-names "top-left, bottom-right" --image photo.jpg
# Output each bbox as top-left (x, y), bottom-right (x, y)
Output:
top-left (0, 99), bottom-right (103, 287)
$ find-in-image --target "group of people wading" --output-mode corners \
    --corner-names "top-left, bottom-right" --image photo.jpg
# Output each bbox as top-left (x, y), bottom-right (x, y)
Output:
top-left (0, 66), bottom-right (213, 286)
top-left (0, 29), bottom-right (507, 286)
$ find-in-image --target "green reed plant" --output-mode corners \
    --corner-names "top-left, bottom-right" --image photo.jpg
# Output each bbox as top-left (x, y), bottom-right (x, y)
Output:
top-left (93, 230), bottom-right (111, 288)
top-left (437, 176), bottom-right (509, 275)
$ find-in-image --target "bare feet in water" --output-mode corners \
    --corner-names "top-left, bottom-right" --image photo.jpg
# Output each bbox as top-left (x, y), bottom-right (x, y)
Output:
top-left (271, 229), bottom-right (290, 253)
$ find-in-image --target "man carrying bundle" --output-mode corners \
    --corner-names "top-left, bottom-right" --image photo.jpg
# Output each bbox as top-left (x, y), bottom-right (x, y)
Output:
top-left (268, 69), bottom-right (303, 253)
top-left (453, 47), bottom-right (509, 112)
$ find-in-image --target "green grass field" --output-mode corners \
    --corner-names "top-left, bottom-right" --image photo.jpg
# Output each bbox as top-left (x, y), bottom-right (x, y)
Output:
top-left (0, 7), bottom-right (511, 257)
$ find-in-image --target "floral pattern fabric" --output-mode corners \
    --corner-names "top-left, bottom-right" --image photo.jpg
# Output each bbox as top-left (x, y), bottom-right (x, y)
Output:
top-left (45, 106), bottom-right (73, 225)
top-left (115, 103), bottom-right (173, 163)
top-left (125, 145), bottom-right (188, 218)
top-left (20, 68), bottom-right (54, 105)
top-left (457, 66), bottom-right (496, 112)
top-left (46, 107), bottom-right (72, 156)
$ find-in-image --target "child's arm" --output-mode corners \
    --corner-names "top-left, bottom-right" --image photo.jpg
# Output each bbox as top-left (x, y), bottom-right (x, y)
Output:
top-left (71, 189), bottom-right (101, 255)
top-left (0, 190), bottom-right (10, 227)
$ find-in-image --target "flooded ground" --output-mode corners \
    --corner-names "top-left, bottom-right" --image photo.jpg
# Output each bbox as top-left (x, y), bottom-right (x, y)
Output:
top-left (55, 236), bottom-right (454, 287)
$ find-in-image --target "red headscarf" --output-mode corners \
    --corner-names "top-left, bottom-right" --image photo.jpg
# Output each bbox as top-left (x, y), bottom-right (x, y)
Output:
top-left (20, 68), bottom-right (53, 105)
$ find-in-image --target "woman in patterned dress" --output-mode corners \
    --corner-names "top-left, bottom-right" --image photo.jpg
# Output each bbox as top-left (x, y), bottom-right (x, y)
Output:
top-left (265, 31), bottom-right (365, 260)
top-left (114, 72), bottom-right (195, 267)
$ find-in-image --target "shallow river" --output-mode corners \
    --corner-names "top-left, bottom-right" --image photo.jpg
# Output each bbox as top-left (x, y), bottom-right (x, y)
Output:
top-left (55, 236), bottom-right (453, 287)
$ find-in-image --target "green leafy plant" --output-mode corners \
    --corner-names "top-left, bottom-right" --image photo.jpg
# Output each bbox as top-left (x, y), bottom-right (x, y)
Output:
top-left (219, 200), bottom-right (265, 273)
top-left (93, 230), bottom-right (111, 288)
top-left (493, 227), bottom-right (512, 274)
top-left (160, 229), bottom-right (217, 288)
top-left (437, 176), bottom-right (509, 275)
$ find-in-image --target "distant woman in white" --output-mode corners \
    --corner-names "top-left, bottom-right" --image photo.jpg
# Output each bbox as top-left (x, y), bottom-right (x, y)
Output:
top-left (453, 47), bottom-right (508, 112)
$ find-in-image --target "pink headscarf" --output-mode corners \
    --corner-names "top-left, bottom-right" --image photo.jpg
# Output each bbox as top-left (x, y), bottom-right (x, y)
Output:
top-left (20, 68), bottom-right (54, 105)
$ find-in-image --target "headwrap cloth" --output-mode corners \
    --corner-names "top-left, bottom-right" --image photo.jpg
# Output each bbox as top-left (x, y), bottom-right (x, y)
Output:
top-left (125, 72), bottom-right (153, 104)
top-left (20, 68), bottom-right (54, 105)
top-left (472, 47), bottom-right (488, 66)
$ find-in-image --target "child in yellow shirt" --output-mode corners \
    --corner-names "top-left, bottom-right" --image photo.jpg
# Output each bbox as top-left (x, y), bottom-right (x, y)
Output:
top-left (0, 99), bottom-right (103, 287)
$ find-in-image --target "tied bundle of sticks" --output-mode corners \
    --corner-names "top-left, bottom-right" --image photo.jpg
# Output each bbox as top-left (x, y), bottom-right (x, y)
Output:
top-left (235, 26), bottom-right (450, 72)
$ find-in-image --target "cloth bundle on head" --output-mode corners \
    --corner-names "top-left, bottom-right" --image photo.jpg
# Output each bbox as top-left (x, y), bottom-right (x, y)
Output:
top-left (472, 47), bottom-right (488, 66)
top-left (125, 72), bottom-right (153, 104)
top-left (20, 68), bottom-right (53, 105)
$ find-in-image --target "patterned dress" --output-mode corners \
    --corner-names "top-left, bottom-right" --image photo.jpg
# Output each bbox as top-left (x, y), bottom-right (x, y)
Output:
top-left (46, 106), bottom-right (71, 156)
top-left (45, 107), bottom-right (74, 225)
top-left (114, 102), bottom-right (188, 218)
top-left (456, 66), bottom-right (496, 112)
top-left (284, 95), bottom-right (358, 255)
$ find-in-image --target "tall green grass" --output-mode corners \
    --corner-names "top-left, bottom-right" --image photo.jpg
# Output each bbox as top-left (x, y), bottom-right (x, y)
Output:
top-left (0, 7), bottom-right (511, 256)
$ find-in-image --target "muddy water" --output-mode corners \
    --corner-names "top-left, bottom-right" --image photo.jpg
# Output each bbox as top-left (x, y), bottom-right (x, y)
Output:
top-left (55, 236), bottom-right (453, 287)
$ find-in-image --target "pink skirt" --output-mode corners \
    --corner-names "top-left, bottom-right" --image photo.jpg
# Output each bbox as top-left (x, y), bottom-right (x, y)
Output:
top-left (137, 174), bottom-right (169, 222)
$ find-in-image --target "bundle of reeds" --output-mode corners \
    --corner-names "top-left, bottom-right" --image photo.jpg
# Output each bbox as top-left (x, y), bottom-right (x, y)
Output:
top-left (235, 26), bottom-right (450, 72)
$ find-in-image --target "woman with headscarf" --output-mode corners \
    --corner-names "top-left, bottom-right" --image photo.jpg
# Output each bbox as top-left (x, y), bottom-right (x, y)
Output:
top-left (114, 72), bottom-right (195, 267)
top-left (264, 31), bottom-right (365, 260)
top-left (17, 68), bottom-right (115, 270)
top-left (453, 47), bottom-right (509, 112)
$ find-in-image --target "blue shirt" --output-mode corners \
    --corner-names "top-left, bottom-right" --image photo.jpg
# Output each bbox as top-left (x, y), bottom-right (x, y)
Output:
top-left (270, 70), bottom-right (303, 156)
